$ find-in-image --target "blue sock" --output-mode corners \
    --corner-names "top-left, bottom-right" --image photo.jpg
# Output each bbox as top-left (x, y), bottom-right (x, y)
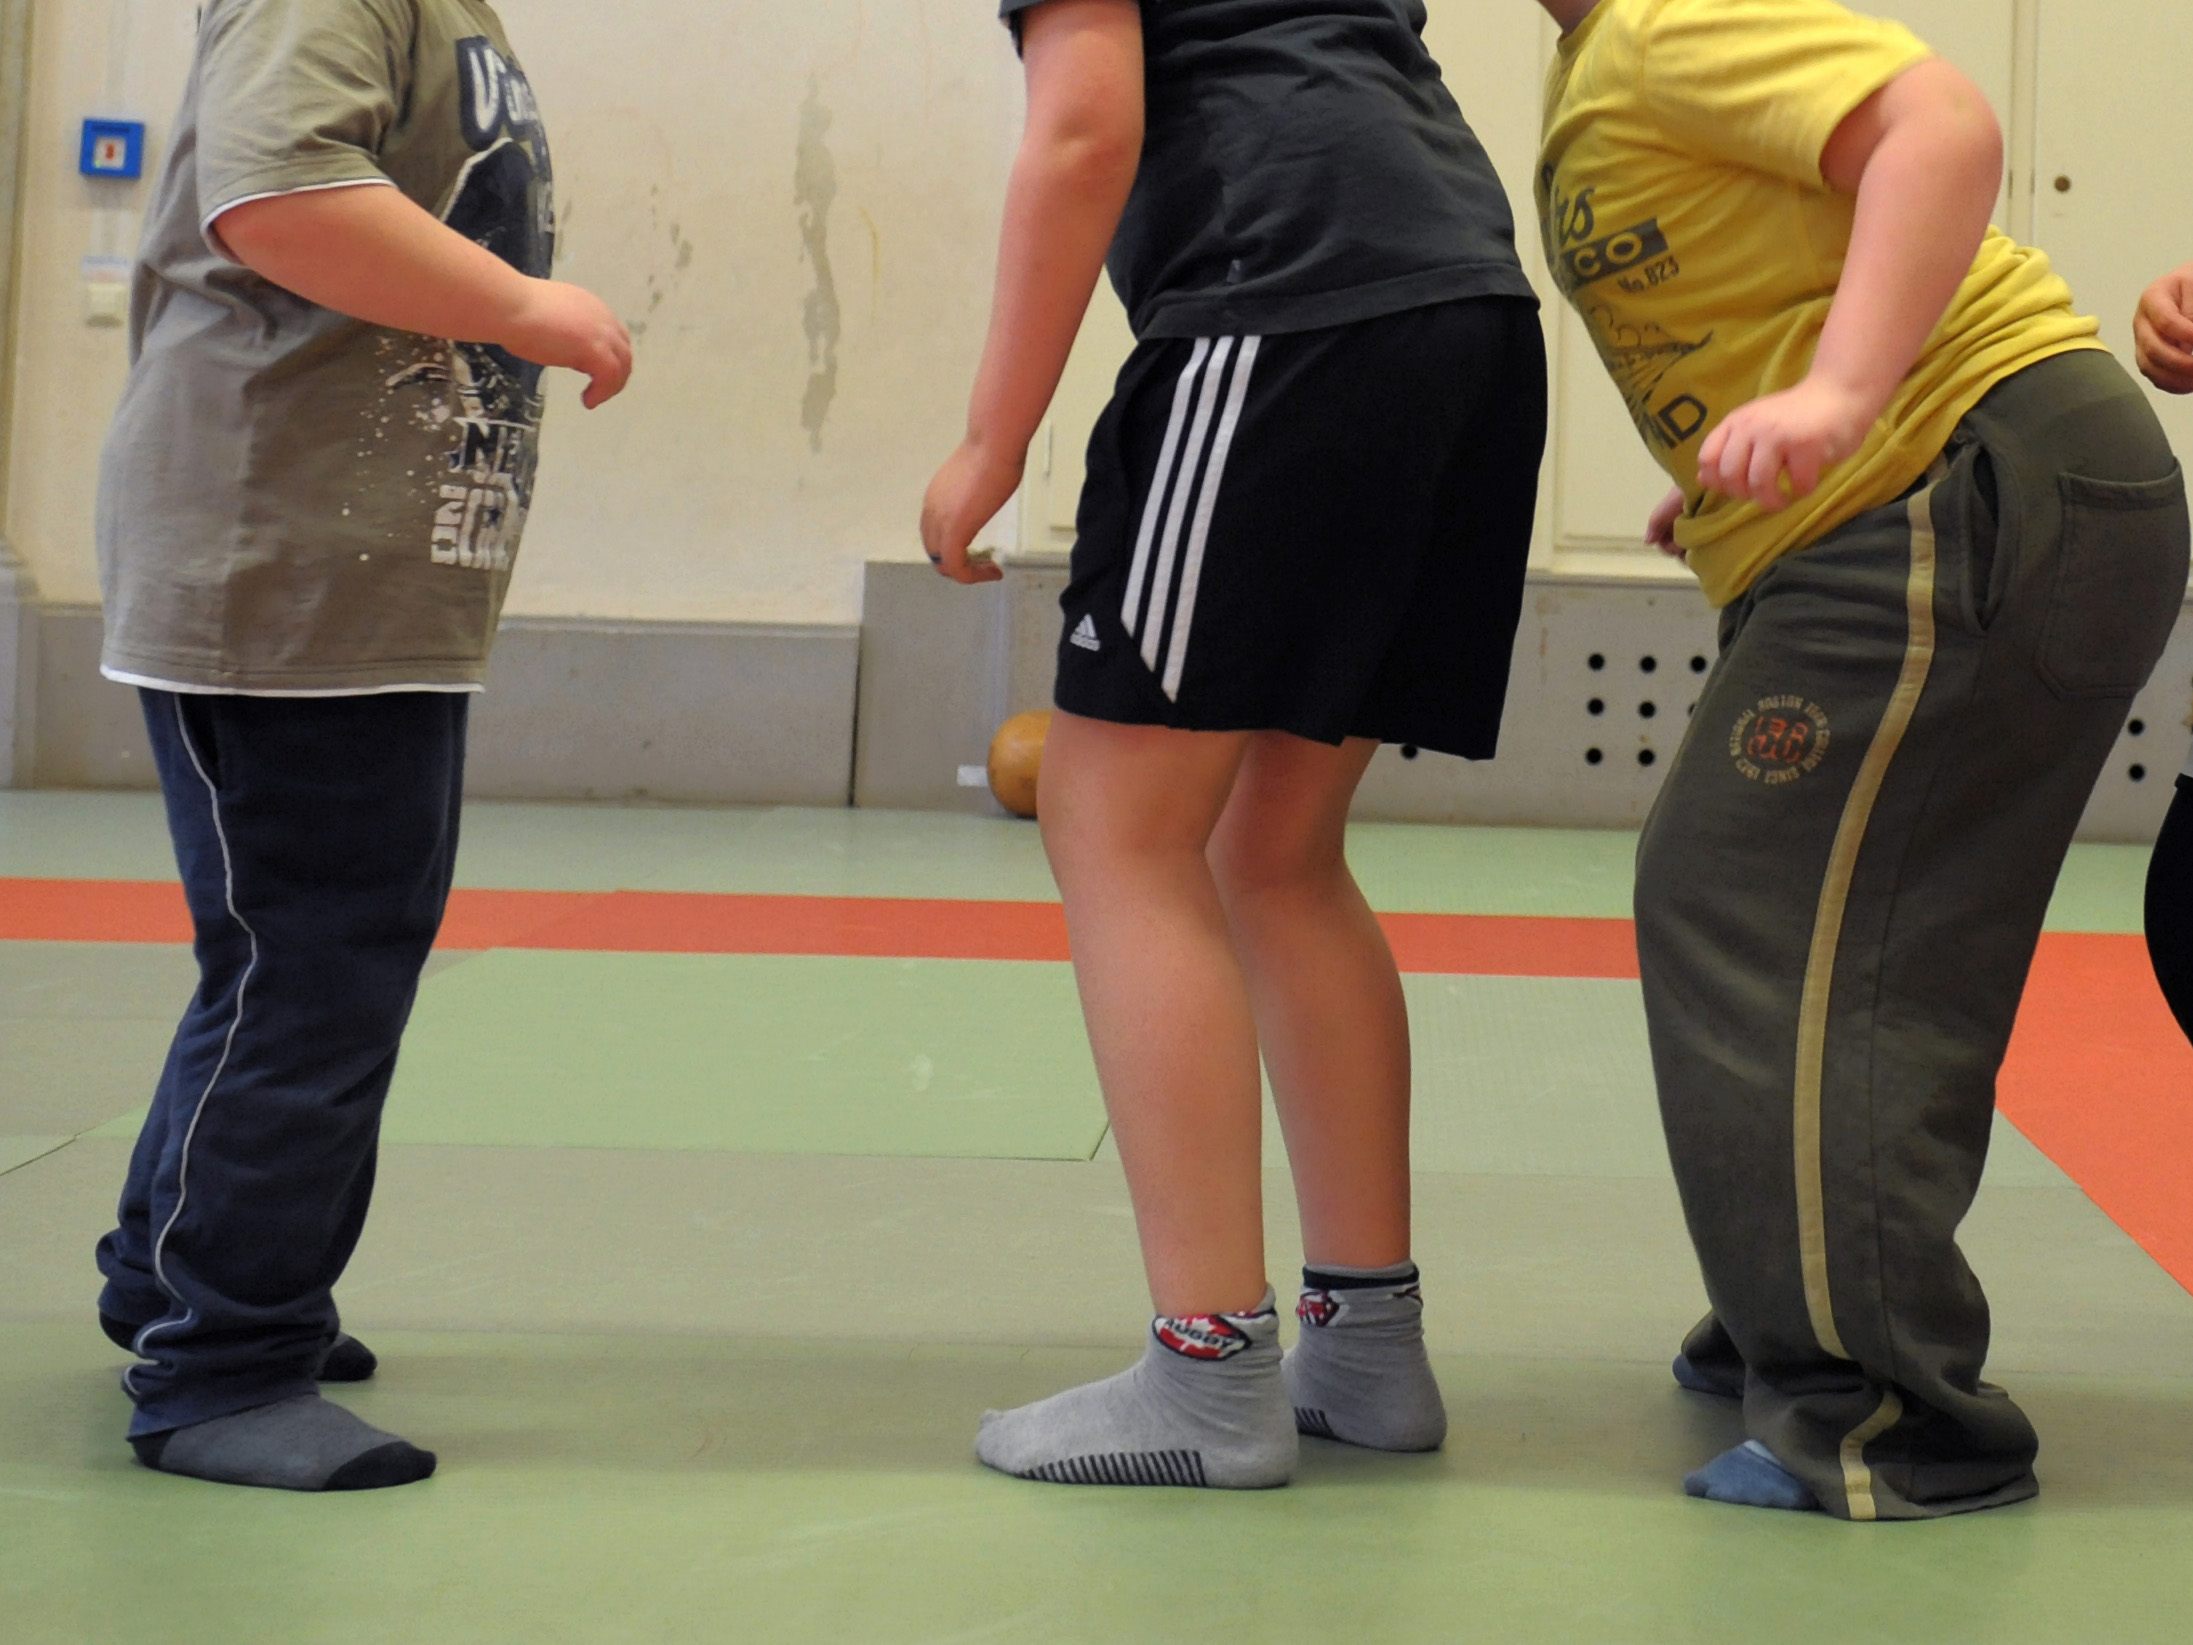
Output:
top-left (1671, 1353), bottom-right (1741, 1399)
top-left (1683, 1441), bottom-right (1819, 1511)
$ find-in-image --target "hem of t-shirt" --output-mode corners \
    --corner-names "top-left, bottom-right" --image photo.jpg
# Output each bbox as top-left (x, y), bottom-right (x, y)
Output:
top-left (1692, 335), bottom-right (2113, 609)
top-left (101, 661), bottom-right (487, 698)
top-left (1134, 262), bottom-right (1539, 341)
top-left (1784, 42), bottom-right (1935, 189)
top-left (200, 173), bottom-right (397, 264)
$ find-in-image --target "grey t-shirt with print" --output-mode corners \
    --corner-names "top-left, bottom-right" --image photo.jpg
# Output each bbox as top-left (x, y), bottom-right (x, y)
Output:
top-left (98, 0), bottom-right (556, 693)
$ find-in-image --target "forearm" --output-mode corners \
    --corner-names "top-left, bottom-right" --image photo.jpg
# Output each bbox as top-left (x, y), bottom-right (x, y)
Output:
top-left (964, 135), bottom-right (1138, 457)
top-left (214, 183), bottom-right (533, 344)
top-left (1811, 102), bottom-right (2002, 413)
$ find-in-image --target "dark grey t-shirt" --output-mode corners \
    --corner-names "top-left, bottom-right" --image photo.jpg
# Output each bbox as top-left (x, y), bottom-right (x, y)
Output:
top-left (1000, 0), bottom-right (1535, 339)
top-left (98, 0), bottom-right (554, 694)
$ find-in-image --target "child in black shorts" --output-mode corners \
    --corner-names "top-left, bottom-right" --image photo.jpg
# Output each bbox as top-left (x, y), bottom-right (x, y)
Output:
top-left (922, 0), bottom-right (1546, 1489)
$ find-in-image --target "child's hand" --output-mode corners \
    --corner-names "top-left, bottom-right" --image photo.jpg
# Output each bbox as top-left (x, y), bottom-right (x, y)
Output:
top-left (1695, 377), bottom-right (1878, 512)
top-left (504, 280), bottom-right (635, 409)
top-left (2135, 265), bottom-right (2193, 395)
top-left (920, 441), bottom-right (1020, 585)
top-left (1646, 486), bottom-right (1687, 558)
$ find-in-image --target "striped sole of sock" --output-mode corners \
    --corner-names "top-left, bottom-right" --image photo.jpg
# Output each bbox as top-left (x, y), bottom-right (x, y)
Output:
top-left (1017, 1450), bottom-right (1208, 1487)
top-left (1295, 1407), bottom-right (1337, 1439)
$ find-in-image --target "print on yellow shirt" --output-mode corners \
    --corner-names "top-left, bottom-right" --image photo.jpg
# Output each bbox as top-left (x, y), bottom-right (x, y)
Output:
top-left (1539, 0), bottom-right (2105, 607)
top-left (1544, 176), bottom-right (1713, 456)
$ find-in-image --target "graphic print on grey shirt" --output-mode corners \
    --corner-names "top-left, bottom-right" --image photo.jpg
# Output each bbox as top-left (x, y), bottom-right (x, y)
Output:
top-left (98, 0), bottom-right (555, 693)
top-left (999, 0), bottom-right (1536, 339)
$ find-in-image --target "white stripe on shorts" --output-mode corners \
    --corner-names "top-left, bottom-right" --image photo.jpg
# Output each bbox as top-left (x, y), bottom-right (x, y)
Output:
top-left (1162, 336), bottom-right (1261, 701)
top-left (1139, 337), bottom-right (1237, 673)
top-left (1122, 337), bottom-right (1214, 637)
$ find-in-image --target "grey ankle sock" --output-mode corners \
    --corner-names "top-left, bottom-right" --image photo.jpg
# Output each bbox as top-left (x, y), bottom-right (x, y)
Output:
top-left (977, 1293), bottom-right (1296, 1489)
top-left (132, 1394), bottom-right (436, 1492)
top-left (1285, 1263), bottom-right (1447, 1452)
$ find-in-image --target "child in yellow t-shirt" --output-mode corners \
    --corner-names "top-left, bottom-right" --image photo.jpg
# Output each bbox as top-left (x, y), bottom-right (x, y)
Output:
top-left (1536, 0), bottom-right (2189, 1521)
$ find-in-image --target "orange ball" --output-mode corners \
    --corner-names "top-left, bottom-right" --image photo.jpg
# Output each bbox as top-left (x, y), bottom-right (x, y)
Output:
top-left (987, 710), bottom-right (1052, 819)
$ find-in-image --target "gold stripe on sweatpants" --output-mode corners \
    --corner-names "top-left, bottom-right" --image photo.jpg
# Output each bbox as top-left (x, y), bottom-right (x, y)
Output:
top-left (1841, 1388), bottom-right (1905, 1523)
top-left (1790, 466), bottom-right (1945, 1512)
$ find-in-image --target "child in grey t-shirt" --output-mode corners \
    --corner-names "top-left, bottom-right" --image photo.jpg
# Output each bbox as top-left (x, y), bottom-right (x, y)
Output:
top-left (92, 0), bottom-right (631, 1493)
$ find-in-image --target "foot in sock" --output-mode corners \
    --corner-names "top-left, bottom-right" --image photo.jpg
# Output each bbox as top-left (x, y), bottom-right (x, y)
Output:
top-left (101, 1313), bottom-right (377, 1383)
top-left (1683, 1441), bottom-right (1819, 1511)
top-left (1284, 1263), bottom-right (1446, 1452)
top-left (1671, 1353), bottom-right (1742, 1399)
top-left (976, 1293), bottom-right (1295, 1489)
top-left (132, 1393), bottom-right (435, 1492)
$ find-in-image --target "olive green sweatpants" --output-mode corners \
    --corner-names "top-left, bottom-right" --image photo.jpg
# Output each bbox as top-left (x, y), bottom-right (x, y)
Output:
top-left (1639, 350), bottom-right (2190, 1520)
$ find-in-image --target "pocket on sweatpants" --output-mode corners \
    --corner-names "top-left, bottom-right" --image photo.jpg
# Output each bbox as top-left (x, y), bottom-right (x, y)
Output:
top-left (2036, 464), bottom-right (2190, 700)
top-left (1940, 439), bottom-right (2011, 637)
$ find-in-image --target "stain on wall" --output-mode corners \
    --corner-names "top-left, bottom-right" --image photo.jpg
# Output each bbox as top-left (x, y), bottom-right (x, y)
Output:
top-left (795, 80), bottom-right (842, 453)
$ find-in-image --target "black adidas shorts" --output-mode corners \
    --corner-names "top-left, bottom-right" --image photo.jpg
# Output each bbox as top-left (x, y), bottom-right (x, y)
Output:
top-left (1055, 297), bottom-right (1547, 759)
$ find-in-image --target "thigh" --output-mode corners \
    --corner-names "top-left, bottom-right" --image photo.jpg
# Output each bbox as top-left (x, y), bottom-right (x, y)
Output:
top-left (198, 693), bottom-right (469, 951)
top-left (1641, 497), bottom-right (1922, 915)
top-left (1038, 712), bottom-right (1252, 880)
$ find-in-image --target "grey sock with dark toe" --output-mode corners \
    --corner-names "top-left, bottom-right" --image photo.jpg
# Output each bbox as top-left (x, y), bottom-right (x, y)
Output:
top-left (132, 1394), bottom-right (436, 1492)
top-left (1285, 1263), bottom-right (1447, 1452)
top-left (976, 1294), bottom-right (1295, 1489)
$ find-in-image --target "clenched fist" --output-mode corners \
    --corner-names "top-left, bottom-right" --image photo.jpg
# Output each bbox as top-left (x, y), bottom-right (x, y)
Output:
top-left (2135, 264), bottom-right (2193, 395)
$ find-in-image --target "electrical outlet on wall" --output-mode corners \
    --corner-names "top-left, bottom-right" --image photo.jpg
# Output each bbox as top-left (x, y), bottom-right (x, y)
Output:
top-left (81, 255), bottom-right (131, 328)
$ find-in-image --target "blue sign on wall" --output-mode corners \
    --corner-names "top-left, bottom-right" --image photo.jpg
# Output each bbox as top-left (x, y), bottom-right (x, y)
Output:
top-left (80, 119), bottom-right (147, 181)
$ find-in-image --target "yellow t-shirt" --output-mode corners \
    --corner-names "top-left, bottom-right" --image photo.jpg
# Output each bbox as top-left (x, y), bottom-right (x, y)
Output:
top-left (1539, 0), bottom-right (2105, 606)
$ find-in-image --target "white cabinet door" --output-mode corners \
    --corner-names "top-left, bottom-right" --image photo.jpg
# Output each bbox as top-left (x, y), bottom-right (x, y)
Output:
top-left (2034, 0), bottom-right (2193, 470)
top-left (1550, 0), bottom-right (2018, 554)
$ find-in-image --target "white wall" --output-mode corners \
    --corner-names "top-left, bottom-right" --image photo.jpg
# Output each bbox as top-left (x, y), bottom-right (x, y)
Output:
top-left (3, 0), bottom-right (1021, 622)
top-left (9, 1), bottom-right (2192, 626)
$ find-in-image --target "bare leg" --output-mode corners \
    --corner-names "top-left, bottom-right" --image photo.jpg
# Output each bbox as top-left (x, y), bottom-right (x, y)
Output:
top-left (1038, 710), bottom-right (1264, 1316)
top-left (1209, 733), bottom-right (1409, 1269)
top-left (975, 712), bottom-right (1296, 1488)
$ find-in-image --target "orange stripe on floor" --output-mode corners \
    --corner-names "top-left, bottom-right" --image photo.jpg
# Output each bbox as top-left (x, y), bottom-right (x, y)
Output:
top-left (4, 877), bottom-right (2188, 1291)
top-left (1381, 912), bottom-right (1639, 980)
top-left (1997, 933), bottom-right (2193, 1295)
top-left (0, 879), bottom-right (196, 944)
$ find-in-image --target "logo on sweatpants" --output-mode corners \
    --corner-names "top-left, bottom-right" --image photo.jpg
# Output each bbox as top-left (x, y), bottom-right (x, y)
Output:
top-left (1070, 614), bottom-right (1102, 653)
top-left (1297, 1290), bottom-right (1343, 1329)
top-left (1154, 1314), bottom-right (1252, 1361)
top-left (1731, 696), bottom-right (1830, 785)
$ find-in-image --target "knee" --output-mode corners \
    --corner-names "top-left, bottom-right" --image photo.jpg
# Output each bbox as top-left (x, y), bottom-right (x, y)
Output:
top-left (1040, 795), bottom-right (1209, 903)
top-left (1207, 821), bottom-right (1345, 907)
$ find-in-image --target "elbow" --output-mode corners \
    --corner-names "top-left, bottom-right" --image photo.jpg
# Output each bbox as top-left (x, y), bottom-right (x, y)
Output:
top-left (1024, 113), bottom-right (1143, 195)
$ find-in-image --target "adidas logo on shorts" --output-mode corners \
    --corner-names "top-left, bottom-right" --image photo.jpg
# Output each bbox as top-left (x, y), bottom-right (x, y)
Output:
top-left (1070, 615), bottom-right (1102, 653)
